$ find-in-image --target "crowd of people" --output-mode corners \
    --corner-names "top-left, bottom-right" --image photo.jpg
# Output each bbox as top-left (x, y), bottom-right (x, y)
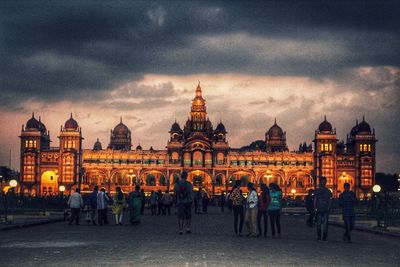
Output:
top-left (67, 172), bottom-right (357, 242)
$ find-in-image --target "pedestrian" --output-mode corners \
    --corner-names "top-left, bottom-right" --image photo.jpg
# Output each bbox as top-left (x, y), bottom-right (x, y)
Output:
top-left (305, 189), bottom-right (315, 227)
top-left (88, 185), bottom-right (99, 225)
top-left (173, 170), bottom-right (193, 235)
top-left (245, 182), bottom-right (258, 237)
top-left (150, 190), bottom-right (157, 216)
top-left (230, 180), bottom-right (244, 236)
top-left (162, 190), bottom-right (173, 215)
top-left (140, 189), bottom-right (146, 215)
top-left (194, 188), bottom-right (202, 214)
top-left (220, 192), bottom-right (226, 213)
top-left (67, 188), bottom-right (84, 225)
top-left (112, 187), bottom-right (126, 225)
top-left (339, 182), bottom-right (357, 243)
top-left (128, 185), bottom-right (142, 225)
top-left (202, 189), bottom-right (209, 214)
top-left (157, 190), bottom-right (164, 215)
top-left (314, 176), bottom-right (333, 241)
top-left (97, 187), bottom-right (110, 226)
top-left (268, 183), bottom-right (282, 238)
top-left (257, 184), bottom-right (270, 237)
top-left (226, 190), bottom-right (232, 213)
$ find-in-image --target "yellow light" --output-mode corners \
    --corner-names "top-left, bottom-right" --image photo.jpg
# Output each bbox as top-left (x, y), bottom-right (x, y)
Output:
top-left (372, 184), bottom-right (381, 193)
top-left (59, 185), bottom-right (66, 192)
top-left (291, 188), bottom-right (296, 194)
top-left (9, 179), bottom-right (18, 188)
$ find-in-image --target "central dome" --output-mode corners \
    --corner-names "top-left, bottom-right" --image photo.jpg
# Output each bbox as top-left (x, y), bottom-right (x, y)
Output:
top-left (267, 119), bottom-right (284, 138)
top-left (113, 117), bottom-right (130, 135)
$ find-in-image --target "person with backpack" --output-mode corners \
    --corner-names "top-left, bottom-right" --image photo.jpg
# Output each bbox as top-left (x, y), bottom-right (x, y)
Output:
top-left (305, 189), bottom-right (315, 227)
top-left (245, 182), bottom-right (258, 237)
top-left (314, 176), bottom-right (333, 241)
top-left (150, 190), bottom-right (157, 216)
top-left (257, 184), bottom-right (270, 237)
top-left (88, 186), bottom-right (99, 225)
top-left (97, 187), bottom-right (110, 226)
top-left (161, 190), bottom-right (173, 215)
top-left (339, 182), bottom-right (357, 243)
top-left (230, 180), bottom-right (245, 236)
top-left (128, 185), bottom-right (142, 225)
top-left (173, 170), bottom-right (193, 235)
top-left (268, 183), bottom-right (282, 238)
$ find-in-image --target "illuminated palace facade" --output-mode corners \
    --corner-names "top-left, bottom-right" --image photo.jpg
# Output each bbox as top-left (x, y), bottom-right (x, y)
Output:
top-left (19, 84), bottom-right (377, 198)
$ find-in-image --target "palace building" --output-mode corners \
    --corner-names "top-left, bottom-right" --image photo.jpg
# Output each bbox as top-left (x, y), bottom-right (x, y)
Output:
top-left (19, 83), bottom-right (377, 198)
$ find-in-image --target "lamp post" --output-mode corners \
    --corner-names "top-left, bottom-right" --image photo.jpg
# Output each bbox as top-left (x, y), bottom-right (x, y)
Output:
top-left (291, 188), bottom-right (296, 199)
top-left (4, 179), bottom-right (18, 223)
top-left (372, 184), bottom-right (383, 228)
top-left (59, 185), bottom-right (65, 197)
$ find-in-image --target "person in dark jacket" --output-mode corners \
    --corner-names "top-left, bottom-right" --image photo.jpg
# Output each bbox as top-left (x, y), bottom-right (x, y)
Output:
top-left (88, 186), bottom-right (99, 225)
top-left (257, 184), bottom-right (270, 237)
top-left (220, 192), bottom-right (226, 213)
top-left (305, 189), bottom-right (315, 227)
top-left (314, 177), bottom-right (332, 241)
top-left (140, 189), bottom-right (146, 215)
top-left (157, 190), bottom-right (164, 215)
top-left (339, 183), bottom-right (357, 243)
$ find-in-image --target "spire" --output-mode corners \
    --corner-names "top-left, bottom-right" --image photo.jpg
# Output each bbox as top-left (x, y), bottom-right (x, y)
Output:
top-left (195, 81), bottom-right (202, 98)
top-left (70, 112), bottom-right (73, 119)
top-left (39, 116), bottom-right (41, 122)
top-left (274, 117), bottom-right (277, 124)
top-left (362, 115), bottom-right (365, 122)
top-left (120, 116), bottom-right (122, 123)
top-left (356, 119), bottom-right (359, 126)
top-left (32, 112), bottom-right (35, 118)
top-left (324, 115), bottom-right (327, 121)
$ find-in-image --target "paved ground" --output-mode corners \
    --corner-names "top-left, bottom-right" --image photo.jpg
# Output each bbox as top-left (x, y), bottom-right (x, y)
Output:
top-left (0, 207), bottom-right (398, 267)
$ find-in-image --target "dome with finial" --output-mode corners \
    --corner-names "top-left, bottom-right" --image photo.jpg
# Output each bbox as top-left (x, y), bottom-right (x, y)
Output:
top-left (38, 116), bottom-right (47, 133)
top-left (26, 112), bottom-right (40, 130)
top-left (357, 116), bottom-right (371, 134)
top-left (215, 121), bottom-right (227, 134)
top-left (170, 121), bottom-right (182, 133)
top-left (267, 118), bottom-right (284, 138)
top-left (318, 115), bottom-right (333, 133)
top-left (93, 138), bottom-right (102, 151)
top-left (64, 113), bottom-right (79, 130)
top-left (136, 144), bottom-right (142, 151)
top-left (113, 117), bottom-right (130, 135)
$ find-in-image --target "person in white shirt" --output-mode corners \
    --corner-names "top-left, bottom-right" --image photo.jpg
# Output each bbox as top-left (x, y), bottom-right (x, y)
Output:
top-left (97, 188), bottom-right (110, 225)
top-left (68, 188), bottom-right (84, 225)
top-left (245, 182), bottom-right (258, 237)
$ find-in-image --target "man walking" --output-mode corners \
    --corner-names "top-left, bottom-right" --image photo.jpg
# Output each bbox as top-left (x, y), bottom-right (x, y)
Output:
top-left (174, 170), bottom-right (193, 235)
top-left (245, 182), bottom-right (258, 237)
top-left (314, 177), bottom-right (332, 241)
top-left (88, 186), bottom-right (98, 225)
top-left (68, 188), bottom-right (84, 225)
top-left (339, 183), bottom-right (357, 243)
top-left (97, 187), bottom-right (110, 226)
top-left (305, 189), bottom-right (315, 227)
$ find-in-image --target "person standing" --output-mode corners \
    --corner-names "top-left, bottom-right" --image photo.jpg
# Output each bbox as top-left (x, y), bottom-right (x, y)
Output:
top-left (257, 184), bottom-right (270, 237)
top-left (245, 183), bottom-right (258, 237)
top-left (226, 190), bottom-right (232, 213)
top-left (268, 183), bottom-right (282, 238)
top-left (128, 185), bottom-right (142, 225)
top-left (140, 189), bottom-right (146, 215)
top-left (202, 189), bottom-right (209, 214)
top-left (305, 189), bottom-right (315, 227)
top-left (157, 190), bottom-right (164, 215)
top-left (339, 183), bottom-right (357, 243)
top-left (230, 180), bottom-right (245, 236)
top-left (220, 192), bottom-right (226, 213)
top-left (162, 190), bottom-right (173, 215)
top-left (97, 187), bottom-right (110, 226)
top-left (174, 170), bottom-right (193, 235)
top-left (314, 176), bottom-right (333, 241)
top-left (112, 187), bottom-right (126, 225)
top-left (67, 188), bottom-right (84, 225)
top-left (88, 186), bottom-right (99, 225)
top-left (194, 189), bottom-right (202, 214)
top-left (150, 190), bottom-right (157, 216)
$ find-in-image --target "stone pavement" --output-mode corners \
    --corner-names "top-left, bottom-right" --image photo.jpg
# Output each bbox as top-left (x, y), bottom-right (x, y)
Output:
top-left (0, 207), bottom-right (399, 267)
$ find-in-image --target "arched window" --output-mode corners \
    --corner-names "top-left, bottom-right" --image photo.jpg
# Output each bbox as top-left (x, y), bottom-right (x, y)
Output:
top-left (215, 174), bottom-right (223, 186)
top-left (368, 144), bottom-right (371, 152)
top-left (159, 175), bottom-right (166, 186)
top-left (324, 144), bottom-right (329, 151)
top-left (329, 144), bottom-right (332, 151)
top-left (320, 144), bottom-right (324, 151)
top-left (146, 174), bottom-right (156, 186)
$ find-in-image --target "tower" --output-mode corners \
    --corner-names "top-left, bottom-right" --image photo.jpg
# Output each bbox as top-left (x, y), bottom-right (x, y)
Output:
top-left (347, 116), bottom-right (377, 197)
top-left (59, 113), bottom-right (83, 191)
top-left (265, 118), bottom-right (288, 152)
top-left (108, 117), bottom-right (132, 150)
top-left (313, 116), bottom-right (338, 191)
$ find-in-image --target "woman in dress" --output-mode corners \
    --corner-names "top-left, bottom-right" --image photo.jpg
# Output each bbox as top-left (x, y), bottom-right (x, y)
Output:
top-left (112, 187), bottom-right (126, 225)
top-left (128, 185), bottom-right (142, 225)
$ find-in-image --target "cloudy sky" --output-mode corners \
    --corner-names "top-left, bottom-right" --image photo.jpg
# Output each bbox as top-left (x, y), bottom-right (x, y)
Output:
top-left (0, 1), bottom-right (399, 173)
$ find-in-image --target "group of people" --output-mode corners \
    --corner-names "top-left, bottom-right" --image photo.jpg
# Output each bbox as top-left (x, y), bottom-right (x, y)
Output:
top-left (67, 172), bottom-right (358, 242)
top-left (67, 185), bottom-right (143, 226)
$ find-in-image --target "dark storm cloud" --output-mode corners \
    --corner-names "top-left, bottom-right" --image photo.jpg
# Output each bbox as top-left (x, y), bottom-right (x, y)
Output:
top-left (1, 0), bottom-right (400, 107)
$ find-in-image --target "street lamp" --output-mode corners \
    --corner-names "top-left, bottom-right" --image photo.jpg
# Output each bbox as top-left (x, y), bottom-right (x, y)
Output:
top-left (59, 185), bottom-right (65, 194)
top-left (9, 179), bottom-right (18, 189)
top-left (291, 188), bottom-right (296, 199)
top-left (372, 184), bottom-right (381, 193)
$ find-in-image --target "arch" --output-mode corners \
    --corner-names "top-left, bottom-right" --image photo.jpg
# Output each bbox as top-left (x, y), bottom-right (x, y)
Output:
top-left (83, 169), bottom-right (109, 186)
top-left (146, 174), bottom-right (156, 186)
top-left (169, 172), bottom-right (181, 185)
top-left (187, 170), bottom-right (212, 191)
top-left (214, 174), bottom-right (224, 186)
top-left (228, 171), bottom-right (256, 187)
top-left (338, 172), bottom-right (355, 193)
top-left (41, 170), bottom-right (58, 195)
